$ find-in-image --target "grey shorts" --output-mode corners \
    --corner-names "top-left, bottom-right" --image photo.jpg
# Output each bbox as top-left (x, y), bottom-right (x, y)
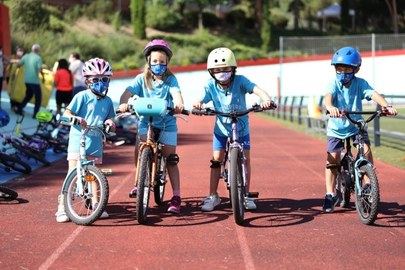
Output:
top-left (327, 132), bottom-right (370, 153)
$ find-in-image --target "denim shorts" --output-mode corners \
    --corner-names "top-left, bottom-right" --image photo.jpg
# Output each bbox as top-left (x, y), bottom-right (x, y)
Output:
top-left (327, 132), bottom-right (370, 153)
top-left (138, 128), bottom-right (177, 146)
top-left (213, 133), bottom-right (250, 151)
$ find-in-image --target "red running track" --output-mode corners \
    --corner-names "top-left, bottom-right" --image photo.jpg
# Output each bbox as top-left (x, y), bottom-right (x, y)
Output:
top-left (1, 114), bottom-right (404, 269)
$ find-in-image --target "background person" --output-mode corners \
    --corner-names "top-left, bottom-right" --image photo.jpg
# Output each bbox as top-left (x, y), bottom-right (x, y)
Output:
top-left (54, 58), bottom-right (73, 115)
top-left (69, 52), bottom-right (86, 96)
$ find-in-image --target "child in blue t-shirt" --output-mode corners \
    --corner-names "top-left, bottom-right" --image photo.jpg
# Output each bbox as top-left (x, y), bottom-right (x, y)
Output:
top-left (193, 47), bottom-right (275, 212)
top-left (55, 58), bottom-right (116, 223)
top-left (323, 47), bottom-right (397, 213)
top-left (118, 39), bottom-right (185, 214)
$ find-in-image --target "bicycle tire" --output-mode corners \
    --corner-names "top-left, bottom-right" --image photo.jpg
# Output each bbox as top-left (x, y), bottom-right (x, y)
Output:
top-left (63, 165), bottom-right (109, 225)
top-left (153, 154), bottom-right (166, 206)
top-left (336, 159), bottom-right (352, 208)
top-left (355, 164), bottom-right (380, 225)
top-left (136, 147), bottom-right (152, 224)
top-left (229, 147), bottom-right (245, 225)
top-left (0, 152), bottom-right (31, 174)
top-left (0, 185), bottom-right (18, 201)
top-left (12, 141), bottom-right (51, 166)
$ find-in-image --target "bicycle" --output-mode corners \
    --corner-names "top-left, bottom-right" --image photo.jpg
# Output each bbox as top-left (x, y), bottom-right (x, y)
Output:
top-left (333, 110), bottom-right (391, 225)
top-left (58, 116), bottom-right (111, 225)
top-left (123, 97), bottom-right (188, 224)
top-left (192, 103), bottom-right (276, 225)
top-left (0, 151), bottom-right (31, 174)
top-left (0, 185), bottom-right (18, 201)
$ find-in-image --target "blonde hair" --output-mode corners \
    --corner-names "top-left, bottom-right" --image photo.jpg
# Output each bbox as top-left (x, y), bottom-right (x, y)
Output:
top-left (143, 51), bottom-right (173, 90)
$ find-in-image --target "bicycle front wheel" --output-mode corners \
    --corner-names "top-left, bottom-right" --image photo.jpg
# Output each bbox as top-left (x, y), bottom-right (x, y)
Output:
top-left (153, 154), bottom-right (166, 206)
top-left (63, 165), bottom-right (109, 225)
top-left (136, 147), bottom-right (152, 224)
top-left (355, 164), bottom-right (380, 225)
top-left (0, 185), bottom-right (18, 201)
top-left (229, 147), bottom-right (245, 225)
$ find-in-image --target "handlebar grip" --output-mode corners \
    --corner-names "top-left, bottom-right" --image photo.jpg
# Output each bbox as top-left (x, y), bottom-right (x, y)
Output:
top-left (191, 108), bottom-right (205, 115)
top-left (181, 109), bottom-right (190, 115)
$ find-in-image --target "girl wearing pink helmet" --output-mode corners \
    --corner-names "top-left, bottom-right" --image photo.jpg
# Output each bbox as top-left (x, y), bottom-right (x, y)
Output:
top-left (118, 39), bottom-right (185, 214)
top-left (55, 57), bottom-right (116, 223)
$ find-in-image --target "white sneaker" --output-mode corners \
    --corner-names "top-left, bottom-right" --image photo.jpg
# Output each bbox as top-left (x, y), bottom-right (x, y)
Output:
top-left (201, 194), bottom-right (221, 212)
top-left (55, 195), bottom-right (70, 223)
top-left (244, 197), bottom-right (257, 210)
top-left (100, 211), bottom-right (109, 219)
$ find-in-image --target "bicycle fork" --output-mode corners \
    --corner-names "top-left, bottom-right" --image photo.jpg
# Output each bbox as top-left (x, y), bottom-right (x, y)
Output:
top-left (353, 157), bottom-right (372, 196)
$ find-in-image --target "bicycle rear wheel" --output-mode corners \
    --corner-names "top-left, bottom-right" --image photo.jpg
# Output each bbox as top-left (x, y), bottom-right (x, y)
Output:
top-left (63, 165), bottom-right (109, 225)
top-left (136, 147), bottom-right (152, 224)
top-left (0, 152), bottom-right (31, 174)
top-left (355, 164), bottom-right (380, 225)
top-left (0, 185), bottom-right (18, 201)
top-left (229, 147), bottom-right (245, 225)
top-left (153, 154), bottom-right (166, 206)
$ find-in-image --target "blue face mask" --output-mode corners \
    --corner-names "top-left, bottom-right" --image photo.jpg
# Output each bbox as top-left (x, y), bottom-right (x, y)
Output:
top-left (90, 81), bottom-right (109, 97)
top-left (336, 72), bottom-right (354, 85)
top-left (150, 64), bottom-right (167, 76)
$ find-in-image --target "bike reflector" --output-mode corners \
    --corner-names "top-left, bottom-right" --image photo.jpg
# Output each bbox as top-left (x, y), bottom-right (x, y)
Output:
top-left (132, 98), bottom-right (167, 117)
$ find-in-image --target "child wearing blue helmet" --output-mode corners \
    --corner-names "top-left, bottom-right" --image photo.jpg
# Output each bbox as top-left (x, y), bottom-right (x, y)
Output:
top-left (323, 46), bottom-right (397, 212)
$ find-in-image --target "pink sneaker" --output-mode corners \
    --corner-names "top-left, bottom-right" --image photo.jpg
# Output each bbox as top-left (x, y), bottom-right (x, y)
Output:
top-left (167, 196), bottom-right (181, 214)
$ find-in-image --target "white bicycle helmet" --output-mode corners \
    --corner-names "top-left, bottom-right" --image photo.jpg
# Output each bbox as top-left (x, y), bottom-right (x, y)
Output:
top-left (207, 47), bottom-right (237, 70)
top-left (82, 58), bottom-right (113, 77)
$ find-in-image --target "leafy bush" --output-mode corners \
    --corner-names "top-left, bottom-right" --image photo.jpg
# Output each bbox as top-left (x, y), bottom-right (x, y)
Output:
top-left (11, 0), bottom-right (50, 31)
top-left (145, 0), bottom-right (182, 31)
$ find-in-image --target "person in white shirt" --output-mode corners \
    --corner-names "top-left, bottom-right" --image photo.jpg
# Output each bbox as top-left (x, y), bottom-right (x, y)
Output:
top-left (68, 52), bottom-right (86, 96)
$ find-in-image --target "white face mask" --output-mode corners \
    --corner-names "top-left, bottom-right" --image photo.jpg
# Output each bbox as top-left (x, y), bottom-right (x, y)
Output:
top-left (214, 71), bottom-right (232, 82)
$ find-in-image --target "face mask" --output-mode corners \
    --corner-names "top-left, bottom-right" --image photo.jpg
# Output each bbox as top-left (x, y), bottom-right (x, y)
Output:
top-left (90, 81), bottom-right (109, 97)
top-left (214, 71), bottom-right (232, 82)
top-left (336, 72), bottom-right (354, 85)
top-left (150, 64), bottom-right (167, 76)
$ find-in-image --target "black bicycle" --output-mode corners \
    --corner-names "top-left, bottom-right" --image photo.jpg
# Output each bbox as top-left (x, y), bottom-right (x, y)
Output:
top-left (192, 103), bottom-right (276, 225)
top-left (0, 151), bottom-right (31, 174)
top-left (0, 185), bottom-right (18, 201)
top-left (334, 110), bottom-right (391, 225)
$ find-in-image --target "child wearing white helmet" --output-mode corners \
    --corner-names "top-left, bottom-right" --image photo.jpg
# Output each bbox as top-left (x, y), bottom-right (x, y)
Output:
top-left (118, 39), bottom-right (185, 214)
top-left (55, 57), bottom-right (116, 223)
top-left (193, 47), bottom-right (275, 212)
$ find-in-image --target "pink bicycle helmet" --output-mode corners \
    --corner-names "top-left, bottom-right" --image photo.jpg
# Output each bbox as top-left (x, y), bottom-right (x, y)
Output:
top-left (82, 58), bottom-right (113, 77)
top-left (143, 39), bottom-right (173, 60)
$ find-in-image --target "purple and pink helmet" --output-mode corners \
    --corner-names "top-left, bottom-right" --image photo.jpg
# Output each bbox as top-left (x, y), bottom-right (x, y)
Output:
top-left (143, 39), bottom-right (173, 60)
top-left (82, 58), bottom-right (113, 77)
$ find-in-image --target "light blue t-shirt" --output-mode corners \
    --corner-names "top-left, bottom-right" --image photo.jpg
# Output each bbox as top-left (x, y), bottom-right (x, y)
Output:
top-left (127, 74), bottom-right (181, 132)
top-left (326, 77), bottom-right (375, 139)
top-left (201, 75), bottom-right (255, 137)
top-left (67, 90), bottom-right (115, 157)
top-left (20, 52), bottom-right (42, 84)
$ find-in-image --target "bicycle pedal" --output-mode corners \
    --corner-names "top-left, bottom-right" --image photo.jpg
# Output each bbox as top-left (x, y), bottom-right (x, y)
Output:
top-left (247, 192), bottom-right (259, 198)
top-left (100, 168), bottom-right (113, 175)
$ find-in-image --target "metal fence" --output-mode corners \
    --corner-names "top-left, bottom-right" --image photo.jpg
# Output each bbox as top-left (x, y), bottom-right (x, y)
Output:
top-left (267, 95), bottom-right (405, 148)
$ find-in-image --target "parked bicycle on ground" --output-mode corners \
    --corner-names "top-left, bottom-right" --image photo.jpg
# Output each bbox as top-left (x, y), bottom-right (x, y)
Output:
top-left (192, 103), bottom-right (276, 225)
top-left (0, 185), bottom-right (18, 201)
top-left (58, 115), bottom-right (111, 225)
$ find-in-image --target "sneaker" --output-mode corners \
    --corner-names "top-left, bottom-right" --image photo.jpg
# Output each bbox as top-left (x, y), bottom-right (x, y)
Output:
top-left (244, 197), bottom-right (257, 210)
top-left (128, 186), bottom-right (137, 198)
top-left (167, 196), bottom-right (181, 214)
top-left (201, 194), bottom-right (221, 212)
top-left (55, 195), bottom-right (70, 223)
top-left (100, 211), bottom-right (109, 219)
top-left (322, 194), bottom-right (339, 213)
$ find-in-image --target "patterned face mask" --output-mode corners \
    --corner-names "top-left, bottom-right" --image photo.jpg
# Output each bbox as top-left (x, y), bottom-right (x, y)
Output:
top-left (336, 72), bottom-right (354, 85)
top-left (150, 64), bottom-right (167, 76)
top-left (214, 71), bottom-right (232, 82)
top-left (90, 81), bottom-right (109, 97)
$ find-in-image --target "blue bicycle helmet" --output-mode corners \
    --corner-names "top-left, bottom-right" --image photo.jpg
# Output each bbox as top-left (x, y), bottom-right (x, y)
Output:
top-left (0, 108), bottom-right (10, 127)
top-left (331, 47), bottom-right (362, 67)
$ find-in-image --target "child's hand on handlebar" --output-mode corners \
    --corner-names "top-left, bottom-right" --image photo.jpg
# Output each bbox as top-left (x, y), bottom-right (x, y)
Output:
top-left (260, 100), bottom-right (277, 110)
top-left (326, 106), bottom-right (341, 118)
top-left (192, 101), bottom-right (204, 110)
top-left (75, 117), bottom-right (87, 129)
top-left (381, 106), bottom-right (397, 116)
top-left (117, 103), bottom-right (129, 113)
top-left (173, 103), bottom-right (185, 114)
top-left (104, 119), bottom-right (116, 133)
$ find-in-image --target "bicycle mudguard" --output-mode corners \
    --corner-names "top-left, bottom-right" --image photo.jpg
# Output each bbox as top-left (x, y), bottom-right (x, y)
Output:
top-left (61, 169), bottom-right (77, 193)
top-left (354, 157), bottom-right (372, 195)
top-left (131, 98), bottom-right (167, 117)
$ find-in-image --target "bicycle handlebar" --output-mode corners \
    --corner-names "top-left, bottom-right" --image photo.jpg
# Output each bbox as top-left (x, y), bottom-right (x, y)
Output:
top-left (116, 106), bottom-right (189, 116)
top-left (192, 103), bottom-right (276, 118)
top-left (57, 115), bottom-right (112, 134)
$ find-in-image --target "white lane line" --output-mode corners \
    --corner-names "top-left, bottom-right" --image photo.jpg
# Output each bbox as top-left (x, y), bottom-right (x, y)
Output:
top-left (235, 225), bottom-right (256, 270)
top-left (39, 171), bottom-right (134, 270)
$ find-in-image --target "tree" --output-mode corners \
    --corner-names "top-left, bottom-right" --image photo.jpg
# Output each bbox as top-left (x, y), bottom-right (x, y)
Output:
top-left (260, 0), bottom-right (271, 52)
top-left (131, 0), bottom-right (146, 39)
top-left (11, 0), bottom-right (49, 31)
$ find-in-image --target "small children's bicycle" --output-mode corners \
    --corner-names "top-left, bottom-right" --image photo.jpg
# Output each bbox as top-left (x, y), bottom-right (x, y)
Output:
top-left (0, 185), bottom-right (18, 201)
top-left (58, 116), bottom-right (111, 225)
top-left (123, 97), bottom-right (188, 224)
top-left (334, 110), bottom-right (391, 225)
top-left (192, 103), bottom-right (276, 225)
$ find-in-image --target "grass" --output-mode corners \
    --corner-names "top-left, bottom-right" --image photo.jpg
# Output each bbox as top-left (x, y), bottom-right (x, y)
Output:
top-left (258, 112), bottom-right (405, 170)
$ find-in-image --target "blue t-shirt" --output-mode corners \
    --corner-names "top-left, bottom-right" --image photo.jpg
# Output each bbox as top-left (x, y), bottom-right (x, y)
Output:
top-left (200, 75), bottom-right (255, 137)
top-left (20, 52), bottom-right (42, 84)
top-left (67, 90), bottom-right (115, 157)
top-left (326, 77), bottom-right (375, 139)
top-left (127, 74), bottom-right (181, 132)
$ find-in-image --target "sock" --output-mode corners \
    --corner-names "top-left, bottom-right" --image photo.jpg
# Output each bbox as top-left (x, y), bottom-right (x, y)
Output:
top-left (326, 192), bottom-right (335, 197)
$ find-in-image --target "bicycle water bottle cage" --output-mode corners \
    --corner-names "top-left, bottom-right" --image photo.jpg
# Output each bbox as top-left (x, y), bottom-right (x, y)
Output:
top-left (131, 97), bottom-right (167, 117)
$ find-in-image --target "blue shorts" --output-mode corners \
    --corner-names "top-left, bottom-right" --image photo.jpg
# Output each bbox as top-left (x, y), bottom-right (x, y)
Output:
top-left (213, 133), bottom-right (250, 151)
top-left (327, 132), bottom-right (370, 153)
top-left (138, 128), bottom-right (177, 146)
